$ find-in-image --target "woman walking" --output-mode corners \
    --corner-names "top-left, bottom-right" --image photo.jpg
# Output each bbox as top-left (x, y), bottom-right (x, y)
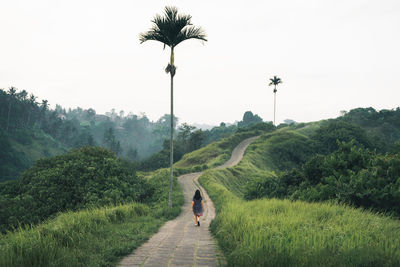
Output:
top-left (191, 189), bottom-right (204, 226)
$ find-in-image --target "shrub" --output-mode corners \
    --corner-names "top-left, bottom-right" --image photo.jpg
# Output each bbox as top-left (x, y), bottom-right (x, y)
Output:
top-left (0, 146), bottom-right (153, 232)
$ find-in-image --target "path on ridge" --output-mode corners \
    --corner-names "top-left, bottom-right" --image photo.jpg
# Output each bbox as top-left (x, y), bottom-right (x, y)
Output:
top-left (118, 136), bottom-right (259, 267)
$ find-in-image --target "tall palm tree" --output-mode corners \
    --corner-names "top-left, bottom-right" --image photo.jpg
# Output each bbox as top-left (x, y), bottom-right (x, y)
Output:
top-left (269, 76), bottom-right (282, 126)
top-left (140, 6), bottom-right (207, 208)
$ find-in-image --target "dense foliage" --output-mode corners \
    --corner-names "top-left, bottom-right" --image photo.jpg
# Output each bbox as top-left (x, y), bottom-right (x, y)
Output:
top-left (244, 109), bottom-right (400, 217)
top-left (0, 87), bottom-right (181, 180)
top-left (0, 128), bottom-right (31, 180)
top-left (237, 111), bottom-right (263, 128)
top-left (311, 120), bottom-right (375, 153)
top-left (0, 87), bottom-right (96, 150)
top-left (138, 123), bottom-right (206, 170)
top-left (0, 147), bottom-right (153, 233)
top-left (202, 123), bottom-right (238, 145)
top-left (0, 87), bottom-right (268, 180)
top-left (341, 107), bottom-right (400, 147)
top-left (246, 141), bottom-right (400, 216)
top-left (263, 131), bottom-right (315, 171)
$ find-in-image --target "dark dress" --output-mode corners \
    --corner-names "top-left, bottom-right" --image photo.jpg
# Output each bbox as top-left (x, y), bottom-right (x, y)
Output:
top-left (193, 196), bottom-right (203, 216)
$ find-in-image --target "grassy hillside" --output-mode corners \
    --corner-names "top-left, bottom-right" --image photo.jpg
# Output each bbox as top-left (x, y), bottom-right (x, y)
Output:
top-left (0, 203), bottom-right (156, 267)
top-left (198, 129), bottom-right (400, 266)
top-left (246, 121), bottom-right (400, 217)
top-left (175, 124), bottom-right (275, 174)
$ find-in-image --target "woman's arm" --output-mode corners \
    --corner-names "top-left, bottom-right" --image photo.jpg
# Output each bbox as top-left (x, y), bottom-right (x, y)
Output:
top-left (201, 200), bottom-right (204, 210)
top-left (191, 201), bottom-right (194, 211)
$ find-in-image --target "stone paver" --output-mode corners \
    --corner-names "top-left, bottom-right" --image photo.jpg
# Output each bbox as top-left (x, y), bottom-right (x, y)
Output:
top-left (117, 136), bottom-right (259, 267)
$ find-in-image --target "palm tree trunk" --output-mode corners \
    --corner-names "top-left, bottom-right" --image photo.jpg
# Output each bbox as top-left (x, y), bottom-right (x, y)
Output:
top-left (168, 47), bottom-right (175, 208)
top-left (273, 95), bottom-right (276, 126)
top-left (169, 73), bottom-right (174, 208)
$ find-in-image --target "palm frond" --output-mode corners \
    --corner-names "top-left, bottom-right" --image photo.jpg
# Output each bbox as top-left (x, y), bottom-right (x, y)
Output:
top-left (139, 29), bottom-right (169, 45)
top-left (268, 76), bottom-right (282, 86)
top-left (139, 6), bottom-right (207, 48)
top-left (175, 26), bottom-right (207, 46)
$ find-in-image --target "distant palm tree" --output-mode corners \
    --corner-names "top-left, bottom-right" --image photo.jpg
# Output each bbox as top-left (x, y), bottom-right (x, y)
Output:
top-left (269, 76), bottom-right (282, 126)
top-left (6, 87), bottom-right (17, 132)
top-left (140, 6), bottom-right (207, 208)
top-left (26, 94), bottom-right (37, 128)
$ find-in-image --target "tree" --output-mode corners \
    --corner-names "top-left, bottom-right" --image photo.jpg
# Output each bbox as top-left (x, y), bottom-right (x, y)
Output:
top-left (38, 100), bottom-right (49, 130)
top-left (188, 129), bottom-right (205, 151)
top-left (269, 76), bottom-right (282, 126)
top-left (26, 94), bottom-right (37, 128)
top-left (85, 108), bottom-right (96, 121)
top-left (140, 6), bottom-right (207, 207)
top-left (6, 87), bottom-right (16, 132)
top-left (177, 123), bottom-right (196, 148)
top-left (103, 127), bottom-right (122, 155)
top-left (126, 147), bottom-right (138, 161)
top-left (238, 111), bottom-right (263, 128)
top-left (312, 120), bottom-right (374, 154)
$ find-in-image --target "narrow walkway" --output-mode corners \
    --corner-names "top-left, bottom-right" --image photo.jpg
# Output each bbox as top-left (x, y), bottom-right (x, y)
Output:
top-left (118, 136), bottom-right (259, 267)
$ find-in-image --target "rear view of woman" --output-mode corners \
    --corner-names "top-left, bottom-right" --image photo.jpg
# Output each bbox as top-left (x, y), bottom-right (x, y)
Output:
top-left (191, 189), bottom-right (204, 226)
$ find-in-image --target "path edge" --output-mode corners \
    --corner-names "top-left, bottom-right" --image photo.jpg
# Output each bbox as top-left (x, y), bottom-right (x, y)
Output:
top-left (197, 135), bottom-right (260, 266)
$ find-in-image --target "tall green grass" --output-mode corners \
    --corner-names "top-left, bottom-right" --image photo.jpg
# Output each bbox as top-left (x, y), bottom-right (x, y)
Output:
top-left (0, 203), bottom-right (155, 267)
top-left (0, 169), bottom-right (184, 267)
top-left (199, 129), bottom-right (400, 266)
top-left (290, 121), bottom-right (325, 137)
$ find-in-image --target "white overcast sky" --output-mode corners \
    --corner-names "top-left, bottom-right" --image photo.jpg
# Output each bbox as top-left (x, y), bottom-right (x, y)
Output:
top-left (0, 0), bottom-right (399, 125)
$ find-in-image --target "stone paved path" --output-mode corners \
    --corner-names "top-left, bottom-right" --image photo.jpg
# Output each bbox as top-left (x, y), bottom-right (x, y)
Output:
top-left (118, 136), bottom-right (259, 267)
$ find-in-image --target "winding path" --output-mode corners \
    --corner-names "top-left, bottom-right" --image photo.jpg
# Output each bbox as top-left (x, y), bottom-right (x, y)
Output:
top-left (118, 136), bottom-right (259, 267)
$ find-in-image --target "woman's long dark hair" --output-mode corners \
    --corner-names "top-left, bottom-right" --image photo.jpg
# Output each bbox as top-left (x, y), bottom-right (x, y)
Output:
top-left (194, 189), bottom-right (202, 200)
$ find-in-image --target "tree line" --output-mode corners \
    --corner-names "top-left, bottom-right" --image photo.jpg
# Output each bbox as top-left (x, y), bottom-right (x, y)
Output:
top-left (0, 87), bottom-right (267, 180)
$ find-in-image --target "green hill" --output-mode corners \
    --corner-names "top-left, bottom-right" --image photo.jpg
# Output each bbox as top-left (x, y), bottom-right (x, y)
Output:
top-left (196, 121), bottom-right (400, 266)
